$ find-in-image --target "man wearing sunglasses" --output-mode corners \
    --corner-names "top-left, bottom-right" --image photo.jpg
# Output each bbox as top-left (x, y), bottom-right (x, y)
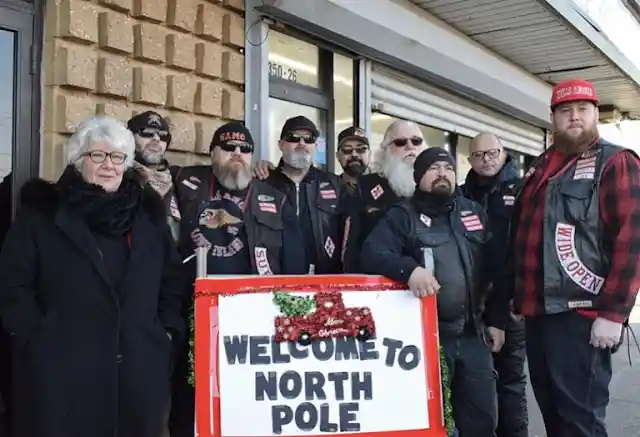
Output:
top-left (336, 126), bottom-right (371, 197)
top-left (169, 122), bottom-right (306, 436)
top-left (127, 111), bottom-right (180, 242)
top-left (342, 119), bottom-right (427, 272)
top-left (264, 115), bottom-right (348, 274)
top-left (459, 133), bottom-right (527, 437)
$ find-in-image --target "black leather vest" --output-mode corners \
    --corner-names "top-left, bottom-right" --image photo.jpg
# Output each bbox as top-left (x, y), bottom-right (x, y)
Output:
top-left (356, 173), bottom-right (404, 242)
top-left (540, 140), bottom-right (628, 312)
top-left (172, 166), bottom-right (286, 275)
top-left (266, 168), bottom-right (344, 274)
top-left (398, 198), bottom-right (489, 334)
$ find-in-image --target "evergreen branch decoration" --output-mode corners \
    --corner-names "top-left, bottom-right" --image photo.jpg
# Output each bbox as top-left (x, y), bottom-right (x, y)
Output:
top-left (188, 304), bottom-right (195, 387)
top-left (273, 291), bottom-right (316, 316)
top-left (440, 345), bottom-right (455, 435)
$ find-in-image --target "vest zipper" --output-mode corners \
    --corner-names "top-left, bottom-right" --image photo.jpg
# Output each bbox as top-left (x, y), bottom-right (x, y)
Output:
top-left (295, 183), bottom-right (300, 216)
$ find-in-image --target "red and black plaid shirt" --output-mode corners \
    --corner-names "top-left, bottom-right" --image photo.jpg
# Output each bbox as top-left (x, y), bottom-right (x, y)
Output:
top-left (513, 145), bottom-right (640, 323)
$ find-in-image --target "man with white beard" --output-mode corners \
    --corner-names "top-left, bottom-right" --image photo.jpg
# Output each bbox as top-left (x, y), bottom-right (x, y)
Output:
top-left (342, 119), bottom-right (426, 272)
top-left (265, 116), bottom-right (348, 274)
top-left (168, 122), bottom-right (306, 437)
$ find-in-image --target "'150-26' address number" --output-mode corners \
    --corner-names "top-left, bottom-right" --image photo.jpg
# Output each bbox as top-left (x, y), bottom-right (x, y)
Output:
top-left (268, 62), bottom-right (298, 82)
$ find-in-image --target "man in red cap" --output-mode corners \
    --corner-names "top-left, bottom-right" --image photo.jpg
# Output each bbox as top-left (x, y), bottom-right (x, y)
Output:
top-left (503, 79), bottom-right (640, 436)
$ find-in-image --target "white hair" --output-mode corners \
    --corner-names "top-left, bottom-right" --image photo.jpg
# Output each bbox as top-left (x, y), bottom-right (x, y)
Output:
top-left (66, 116), bottom-right (136, 170)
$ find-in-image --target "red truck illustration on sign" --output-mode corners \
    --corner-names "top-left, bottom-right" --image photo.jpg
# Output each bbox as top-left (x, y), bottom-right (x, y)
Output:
top-left (274, 291), bottom-right (376, 345)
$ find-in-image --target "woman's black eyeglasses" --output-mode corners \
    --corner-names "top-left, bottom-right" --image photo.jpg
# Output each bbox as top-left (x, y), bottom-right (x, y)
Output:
top-left (84, 151), bottom-right (127, 165)
top-left (391, 137), bottom-right (423, 147)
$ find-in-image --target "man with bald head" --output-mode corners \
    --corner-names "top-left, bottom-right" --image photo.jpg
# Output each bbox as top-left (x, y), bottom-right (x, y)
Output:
top-left (342, 119), bottom-right (427, 272)
top-left (459, 132), bottom-right (527, 437)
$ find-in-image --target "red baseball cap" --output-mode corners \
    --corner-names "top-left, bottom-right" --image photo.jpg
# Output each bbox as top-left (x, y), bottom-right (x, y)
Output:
top-left (550, 79), bottom-right (599, 107)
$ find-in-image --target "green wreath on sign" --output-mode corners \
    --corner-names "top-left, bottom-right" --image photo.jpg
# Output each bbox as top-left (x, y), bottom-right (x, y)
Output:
top-left (186, 292), bottom-right (455, 436)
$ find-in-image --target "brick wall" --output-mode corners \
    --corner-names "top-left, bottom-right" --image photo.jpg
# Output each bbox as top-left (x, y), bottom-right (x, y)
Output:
top-left (41, 0), bottom-right (245, 180)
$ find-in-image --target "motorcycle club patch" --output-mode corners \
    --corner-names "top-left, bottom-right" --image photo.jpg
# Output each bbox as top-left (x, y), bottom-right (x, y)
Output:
top-left (259, 202), bottom-right (276, 213)
top-left (420, 214), bottom-right (431, 227)
top-left (324, 236), bottom-right (335, 258)
top-left (573, 155), bottom-right (596, 180)
top-left (555, 222), bottom-right (604, 294)
top-left (320, 189), bottom-right (337, 200)
top-left (503, 195), bottom-right (515, 206)
top-left (254, 247), bottom-right (273, 276)
top-left (461, 214), bottom-right (483, 231)
top-left (370, 184), bottom-right (384, 200)
top-left (169, 196), bottom-right (181, 220)
top-left (181, 179), bottom-right (198, 190)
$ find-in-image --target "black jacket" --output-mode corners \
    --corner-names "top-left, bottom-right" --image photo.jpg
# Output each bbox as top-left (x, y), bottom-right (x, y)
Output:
top-left (0, 177), bottom-right (185, 437)
top-left (265, 163), bottom-right (347, 274)
top-left (360, 196), bottom-right (508, 333)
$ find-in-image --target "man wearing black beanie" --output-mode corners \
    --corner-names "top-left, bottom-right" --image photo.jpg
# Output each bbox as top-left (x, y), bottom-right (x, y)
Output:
top-left (361, 147), bottom-right (508, 437)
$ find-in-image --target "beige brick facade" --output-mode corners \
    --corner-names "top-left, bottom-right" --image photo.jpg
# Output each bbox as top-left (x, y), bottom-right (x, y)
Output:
top-left (41, 0), bottom-right (245, 180)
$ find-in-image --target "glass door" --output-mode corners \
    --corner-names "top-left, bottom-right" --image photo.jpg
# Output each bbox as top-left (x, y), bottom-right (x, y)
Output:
top-left (0, 1), bottom-right (38, 220)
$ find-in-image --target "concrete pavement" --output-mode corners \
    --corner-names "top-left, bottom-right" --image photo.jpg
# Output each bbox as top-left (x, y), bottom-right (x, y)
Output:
top-left (526, 305), bottom-right (640, 437)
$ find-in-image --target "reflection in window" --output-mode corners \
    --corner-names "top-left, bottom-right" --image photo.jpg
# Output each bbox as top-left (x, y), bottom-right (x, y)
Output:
top-left (333, 54), bottom-right (354, 172)
top-left (369, 113), bottom-right (449, 165)
top-left (0, 29), bottom-right (15, 179)
top-left (456, 136), bottom-right (473, 184)
top-left (267, 30), bottom-right (320, 88)
top-left (268, 98), bottom-right (328, 171)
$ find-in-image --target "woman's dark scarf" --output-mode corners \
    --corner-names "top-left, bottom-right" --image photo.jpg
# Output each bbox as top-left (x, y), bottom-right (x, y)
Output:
top-left (57, 165), bottom-right (144, 236)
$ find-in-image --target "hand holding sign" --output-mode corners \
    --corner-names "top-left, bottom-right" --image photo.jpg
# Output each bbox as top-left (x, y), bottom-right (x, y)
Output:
top-left (408, 266), bottom-right (441, 297)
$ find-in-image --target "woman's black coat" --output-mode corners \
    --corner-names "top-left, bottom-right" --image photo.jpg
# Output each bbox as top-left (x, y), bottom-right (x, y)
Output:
top-left (0, 177), bottom-right (186, 437)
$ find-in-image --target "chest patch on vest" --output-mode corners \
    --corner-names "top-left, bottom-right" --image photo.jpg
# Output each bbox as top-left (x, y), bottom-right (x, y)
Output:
top-left (420, 214), bottom-right (431, 227)
top-left (259, 202), bottom-right (277, 213)
top-left (503, 195), bottom-right (515, 206)
top-left (181, 179), bottom-right (198, 190)
top-left (325, 236), bottom-right (335, 258)
top-left (169, 195), bottom-right (181, 220)
top-left (370, 184), bottom-right (384, 200)
top-left (555, 223), bottom-right (604, 294)
top-left (254, 247), bottom-right (273, 276)
top-left (461, 214), bottom-right (483, 231)
top-left (320, 189), bottom-right (337, 200)
top-left (573, 156), bottom-right (596, 180)
top-left (258, 194), bottom-right (274, 202)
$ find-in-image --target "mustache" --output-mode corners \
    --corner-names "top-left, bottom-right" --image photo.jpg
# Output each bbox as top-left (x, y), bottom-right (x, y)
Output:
top-left (433, 178), bottom-right (451, 185)
top-left (347, 158), bottom-right (363, 165)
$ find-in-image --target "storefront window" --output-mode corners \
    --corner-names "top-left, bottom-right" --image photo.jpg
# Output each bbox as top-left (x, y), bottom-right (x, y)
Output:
top-left (268, 98), bottom-right (328, 171)
top-left (456, 135), bottom-right (473, 184)
top-left (268, 31), bottom-right (320, 88)
top-left (333, 54), bottom-right (354, 172)
top-left (369, 113), bottom-right (449, 161)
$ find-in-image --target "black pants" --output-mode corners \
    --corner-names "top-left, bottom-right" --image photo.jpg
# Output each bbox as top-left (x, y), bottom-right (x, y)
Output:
top-left (526, 312), bottom-right (612, 437)
top-left (169, 295), bottom-right (195, 437)
top-left (441, 331), bottom-right (497, 437)
top-left (493, 316), bottom-right (528, 437)
top-left (0, 328), bottom-right (11, 437)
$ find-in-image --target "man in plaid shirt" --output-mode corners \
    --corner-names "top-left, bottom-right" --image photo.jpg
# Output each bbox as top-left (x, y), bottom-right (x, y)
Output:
top-left (506, 79), bottom-right (640, 437)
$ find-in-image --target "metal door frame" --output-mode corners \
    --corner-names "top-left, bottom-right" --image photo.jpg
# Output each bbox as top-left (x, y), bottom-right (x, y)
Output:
top-left (0, 0), bottom-right (43, 217)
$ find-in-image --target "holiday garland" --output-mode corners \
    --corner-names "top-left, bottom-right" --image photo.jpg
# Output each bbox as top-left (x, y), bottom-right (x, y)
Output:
top-left (187, 285), bottom-right (455, 435)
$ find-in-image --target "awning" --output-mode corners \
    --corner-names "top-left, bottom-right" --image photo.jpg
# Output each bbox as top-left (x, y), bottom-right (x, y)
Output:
top-left (409, 0), bottom-right (640, 119)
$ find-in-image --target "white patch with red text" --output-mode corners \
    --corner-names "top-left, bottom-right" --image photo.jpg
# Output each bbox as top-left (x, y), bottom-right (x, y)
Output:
top-left (555, 223), bottom-right (604, 294)
top-left (181, 179), bottom-right (197, 190)
top-left (370, 184), bottom-right (384, 200)
top-left (420, 214), bottom-right (431, 227)
top-left (325, 237), bottom-right (335, 258)
top-left (573, 157), bottom-right (597, 180)
top-left (320, 189), bottom-right (337, 200)
top-left (254, 247), bottom-right (273, 276)
top-left (259, 202), bottom-right (276, 213)
top-left (461, 214), bottom-right (483, 231)
top-left (503, 195), bottom-right (515, 206)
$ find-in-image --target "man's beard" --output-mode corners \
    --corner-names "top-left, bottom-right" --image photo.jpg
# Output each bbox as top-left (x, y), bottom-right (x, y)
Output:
top-left (213, 160), bottom-right (252, 191)
top-left (431, 180), bottom-right (453, 196)
top-left (344, 158), bottom-right (366, 177)
top-left (137, 143), bottom-right (165, 165)
top-left (380, 151), bottom-right (416, 198)
top-left (554, 124), bottom-right (599, 153)
top-left (283, 148), bottom-right (313, 170)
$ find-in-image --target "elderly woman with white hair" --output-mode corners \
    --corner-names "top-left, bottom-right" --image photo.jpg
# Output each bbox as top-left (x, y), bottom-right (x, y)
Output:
top-left (0, 116), bottom-right (185, 437)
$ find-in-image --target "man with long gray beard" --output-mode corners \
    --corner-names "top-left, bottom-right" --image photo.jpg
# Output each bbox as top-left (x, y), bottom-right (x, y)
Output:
top-left (265, 116), bottom-right (347, 274)
top-left (342, 120), bottom-right (426, 272)
top-left (168, 122), bottom-right (306, 437)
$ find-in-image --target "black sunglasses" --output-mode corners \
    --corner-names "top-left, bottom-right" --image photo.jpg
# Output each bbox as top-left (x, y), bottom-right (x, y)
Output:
top-left (391, 137), bottom-right (423, 147)
top-left (339, 145), bottom-right (369, 155)
top-left (219, 141), bottom-right (253, 154)
top-left (138, 129), bottom-right (170, 142)
top-left (283, 134), bottom-right (317, 144)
